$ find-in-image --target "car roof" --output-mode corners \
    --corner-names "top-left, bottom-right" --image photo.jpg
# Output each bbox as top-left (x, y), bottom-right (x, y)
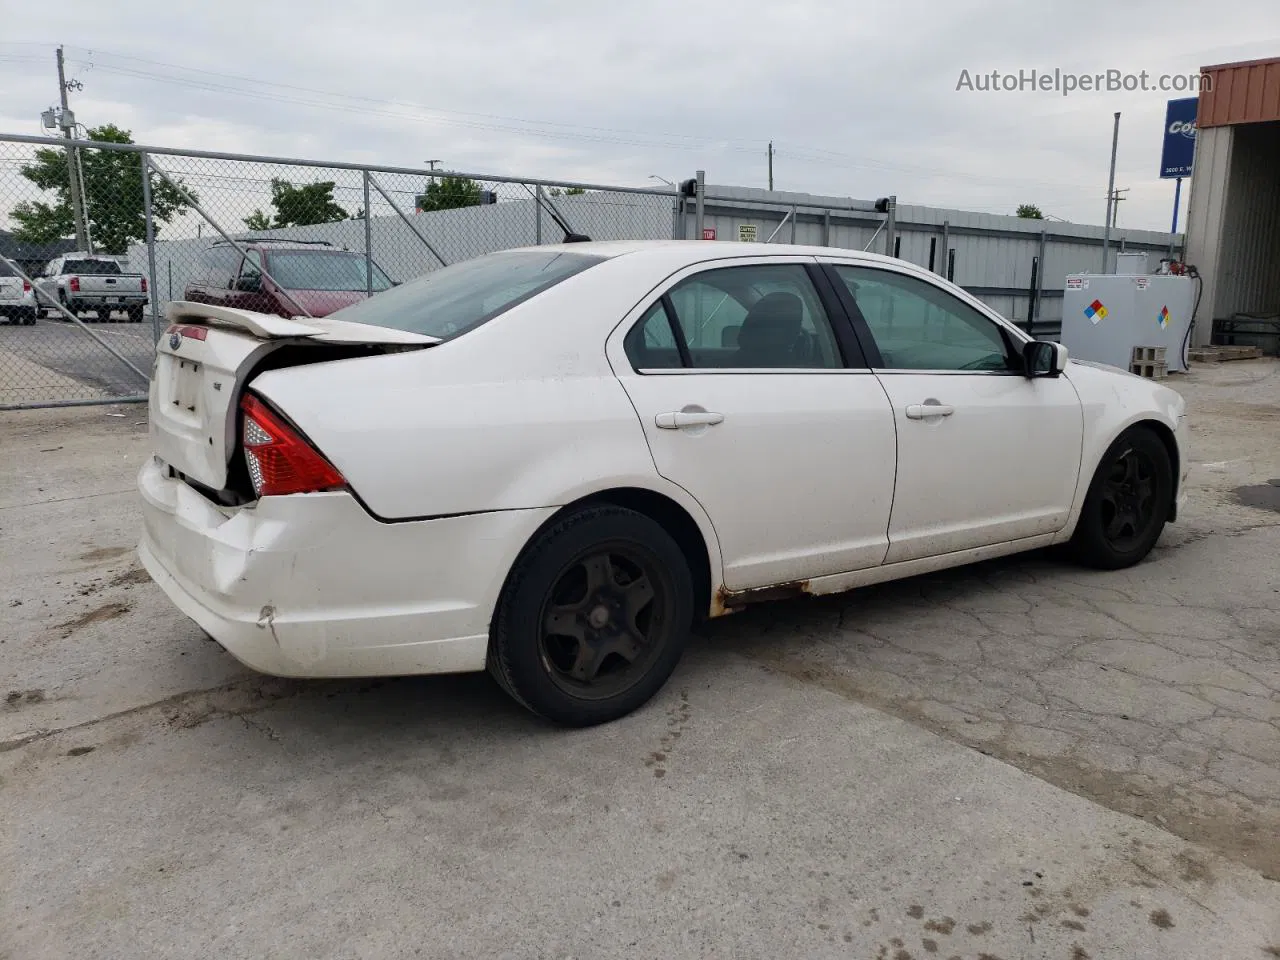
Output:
top-left (518, 239), bottom-right (905, 268)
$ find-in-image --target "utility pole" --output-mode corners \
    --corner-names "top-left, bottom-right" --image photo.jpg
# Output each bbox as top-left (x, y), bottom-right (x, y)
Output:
top-left (56, 46), bottom-right (89, 252)
top-left (767, 141), bottom-right (774, 192)
top-left (1100, 111), bottom-right (1119, 272)
top-left (1110, 187), bottom-right (1129, 229)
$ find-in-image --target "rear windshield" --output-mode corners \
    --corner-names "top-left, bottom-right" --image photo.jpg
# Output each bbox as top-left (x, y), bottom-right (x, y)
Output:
top-left (330, 250), bottom-right (605, 340)
top-left (63, 259), bottom-right (122, 275)
top-left (265, 251), bottom-right (393, 293)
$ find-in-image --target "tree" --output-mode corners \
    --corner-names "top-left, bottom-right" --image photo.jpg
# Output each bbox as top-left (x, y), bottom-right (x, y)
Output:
top-left (415, 176), bottom-right (483, 212)
top-left (10, 123), bottom-right (194, 254)
top-left (244, 179), bottom-right (347, 230)
top-left (1016, 203), bottom-right (1044, 219)
top-left (242, 209), bottom-right (273, 231)
top-left (548, 187), bottom-right (586, 197)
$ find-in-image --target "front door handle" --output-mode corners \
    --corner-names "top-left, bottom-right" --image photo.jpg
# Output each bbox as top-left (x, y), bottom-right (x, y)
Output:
top-left (655, 410), bottom-right (725, 429)
top-left (905, 401), bottom-right (955, 420)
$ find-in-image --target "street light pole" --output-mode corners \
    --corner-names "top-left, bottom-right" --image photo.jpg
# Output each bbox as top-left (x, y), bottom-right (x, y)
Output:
top-left (56, 46), bottom-right (89, 252)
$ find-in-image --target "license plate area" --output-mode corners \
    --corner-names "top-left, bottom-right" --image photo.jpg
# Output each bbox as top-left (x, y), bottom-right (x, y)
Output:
top-left (163, 355), bottom-right (202, 425)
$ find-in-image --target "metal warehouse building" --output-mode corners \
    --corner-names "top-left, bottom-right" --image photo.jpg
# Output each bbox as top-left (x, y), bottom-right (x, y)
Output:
top-left (1184, 55), bottom-right (1280, 350)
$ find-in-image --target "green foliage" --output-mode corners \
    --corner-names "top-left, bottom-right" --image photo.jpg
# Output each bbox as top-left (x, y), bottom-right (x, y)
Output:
top-left (10, 123), bottom-right (194, 254)
top-left (1016, 203), bottom-right (1044, 219)
top-left (242, 209), bottom-right (273, 231)
top-left (548, 187), bottom-right (586, 197)
top-left (243, 179), bottom-right (348, 230)
top-left (415, 176), bottom-right (483, 212)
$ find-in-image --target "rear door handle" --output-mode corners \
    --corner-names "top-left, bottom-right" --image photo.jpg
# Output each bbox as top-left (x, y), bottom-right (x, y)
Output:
top-left (656, 410), bottom-right (725, 429)
top-left (905, 402), bottom-right (955, 420)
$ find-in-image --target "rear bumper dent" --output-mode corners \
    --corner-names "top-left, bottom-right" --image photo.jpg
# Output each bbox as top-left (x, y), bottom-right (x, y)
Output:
top-left (137, 458), bottom-right (554, 678)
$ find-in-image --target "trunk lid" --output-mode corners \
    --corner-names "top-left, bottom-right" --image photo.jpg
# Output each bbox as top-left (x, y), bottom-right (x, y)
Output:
top-left (0, 277), bottom-right (24, 303)
top-left (149, 301), bottom-right (437, 491)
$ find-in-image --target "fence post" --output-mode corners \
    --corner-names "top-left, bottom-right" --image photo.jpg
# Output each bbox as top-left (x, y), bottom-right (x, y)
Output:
top-left (940, 221), bottom-right (950, 275)
top-left (363, 169), bottom-right (373, 296)
top-left (139, 152), bottom-right (162, 341)
top-left (1035, 229), bottom-right (1047, 324)
top-left (790, 204), bottom-right (797, 244)
top-left (694, 170), bottom-right (705, 242)
top-left (822, 210), bottom-right (831, 247)
top-left (884, 196), bottom-right (897, 257)
top-left (536, 185), bottom-right (545, 244)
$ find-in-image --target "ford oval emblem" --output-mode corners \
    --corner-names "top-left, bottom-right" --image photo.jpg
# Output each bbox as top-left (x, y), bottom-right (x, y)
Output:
top-left (169, 332), bottom-right (182, 350)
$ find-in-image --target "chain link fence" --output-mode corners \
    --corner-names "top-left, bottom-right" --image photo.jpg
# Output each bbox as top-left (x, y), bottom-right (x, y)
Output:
top-left (0, 133), bottom-right (681, 409)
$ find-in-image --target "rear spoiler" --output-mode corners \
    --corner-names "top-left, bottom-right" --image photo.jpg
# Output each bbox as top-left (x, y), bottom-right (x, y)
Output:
top-left (164, 301), bottom-right (440, 345)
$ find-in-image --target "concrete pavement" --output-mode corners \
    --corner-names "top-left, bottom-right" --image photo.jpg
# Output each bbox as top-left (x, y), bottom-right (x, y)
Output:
top-left (2, 362), bottom-right (1278, 959)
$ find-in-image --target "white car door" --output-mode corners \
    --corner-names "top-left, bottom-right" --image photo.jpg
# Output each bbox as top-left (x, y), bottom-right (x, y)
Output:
top-left (824, 261), bottom-right (1084, 564)
top-left (605, 257), bottom-right (897, 591)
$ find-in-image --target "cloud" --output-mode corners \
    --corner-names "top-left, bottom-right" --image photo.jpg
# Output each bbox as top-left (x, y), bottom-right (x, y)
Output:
top-left (1, 0), bottom-right (1277, 229)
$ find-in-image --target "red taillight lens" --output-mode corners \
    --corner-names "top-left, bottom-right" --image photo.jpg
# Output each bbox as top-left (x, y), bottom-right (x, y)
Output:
top-left (22, 280), bottom-right (30, 293)
top-left (69, 276), bottom-right (80, 292)
top-left (141, 277), bottom-right (148, 294)
top-left (240, 394), bottom-right (345, 497)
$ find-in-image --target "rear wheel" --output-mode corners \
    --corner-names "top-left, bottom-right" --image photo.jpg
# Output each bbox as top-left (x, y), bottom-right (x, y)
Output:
top-left (127, 306), bottom-right (145, 324)
top-left (488, 505), bottom-right (694, 727)
top-left (1070, 427), bottom-right (1172, 569)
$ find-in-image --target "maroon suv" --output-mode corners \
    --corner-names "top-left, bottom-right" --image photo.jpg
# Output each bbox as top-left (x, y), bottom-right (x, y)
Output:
top-left (184, 239), bottom-right (394, 318)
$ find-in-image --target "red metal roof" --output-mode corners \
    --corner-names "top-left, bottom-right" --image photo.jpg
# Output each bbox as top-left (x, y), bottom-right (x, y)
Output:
top-left (1198, 56), bottom-right (1280, 127)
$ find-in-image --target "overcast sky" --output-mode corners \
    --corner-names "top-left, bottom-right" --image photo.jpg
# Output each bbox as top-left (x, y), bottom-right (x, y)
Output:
top-left (1, 0), bottom-right (1277, 232)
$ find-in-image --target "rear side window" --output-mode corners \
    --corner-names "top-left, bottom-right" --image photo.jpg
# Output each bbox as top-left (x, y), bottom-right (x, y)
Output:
top-left (264, 252), bottom-right (393, 293)
top-left (624, 264), bottom-right (843, 370)
top-left (331, 250), bottom-right (605, 340)
top-left (199, 247), bottom-right (241, 288)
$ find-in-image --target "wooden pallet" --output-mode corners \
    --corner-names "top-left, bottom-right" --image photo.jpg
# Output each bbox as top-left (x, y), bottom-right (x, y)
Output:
top-left (1187, 345), bottom-right (1264, 362)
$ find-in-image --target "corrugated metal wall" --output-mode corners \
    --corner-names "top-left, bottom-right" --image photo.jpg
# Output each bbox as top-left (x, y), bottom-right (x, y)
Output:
top-left (1184, 125), bottom-right (1234, 343)
top-left (1216, 121), bottom-right (1280, 319)
top-left (1200, 57), bottom-right (1280, 127)
top-left (129, 182), bottom-right (1181, 339)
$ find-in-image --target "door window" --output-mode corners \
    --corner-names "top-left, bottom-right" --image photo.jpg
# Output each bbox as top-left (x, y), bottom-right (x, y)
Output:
top-left (832, 265), bottom-right (1017, 372)
top-left (624, 263), bottom-right (842, 370)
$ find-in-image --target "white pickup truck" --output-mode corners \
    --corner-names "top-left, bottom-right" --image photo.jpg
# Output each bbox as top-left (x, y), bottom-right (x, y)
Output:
top-left (35, 253), bottom-right (149, 323)
top-left (0, 260), bottom-right (37, 325)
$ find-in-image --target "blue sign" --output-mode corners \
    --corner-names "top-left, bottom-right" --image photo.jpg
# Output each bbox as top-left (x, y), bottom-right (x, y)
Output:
top-left (1160, 97), bottom-right (1198, 178)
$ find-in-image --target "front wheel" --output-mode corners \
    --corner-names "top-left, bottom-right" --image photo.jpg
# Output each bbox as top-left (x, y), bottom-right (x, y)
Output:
top-left (1070, 427), bottom-right (1173, 569)
top-left (488, 505), bottom-right (694, 727)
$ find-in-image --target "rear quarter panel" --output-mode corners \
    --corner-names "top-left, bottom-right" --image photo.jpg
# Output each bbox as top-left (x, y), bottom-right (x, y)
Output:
top-left (1055, 360), bottom-right (1187, 541)
top-left (250, 251), bottom-right (726, 571)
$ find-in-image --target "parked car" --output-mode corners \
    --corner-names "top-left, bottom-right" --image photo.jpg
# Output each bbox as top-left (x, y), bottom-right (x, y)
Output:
top-left (139, 241), bottom-right (1189, 727)
top-left (0, 260), bottom-right (37, 324)
top-left (35, 253), bottom-right (149, 322)
top-left (183, 239), bottom-right (394, 318)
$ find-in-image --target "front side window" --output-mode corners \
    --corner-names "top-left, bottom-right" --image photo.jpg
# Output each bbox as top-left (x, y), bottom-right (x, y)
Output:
top-left (331, 249), bottom-right (605, 340)
top-left (833, 265), bottom-right (1016, 372)
top-left (625, 263), bottom-right (842, 370)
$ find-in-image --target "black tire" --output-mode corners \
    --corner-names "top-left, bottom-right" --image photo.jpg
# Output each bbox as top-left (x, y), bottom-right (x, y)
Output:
top-left (22, 311), bottom-right (37, 326)
top-left (1070, 426), bottom-right (1173, 570)
top-left (488, 504), bottom-right (694, 727)
top-left (127, 306), bottom-right (145, 324)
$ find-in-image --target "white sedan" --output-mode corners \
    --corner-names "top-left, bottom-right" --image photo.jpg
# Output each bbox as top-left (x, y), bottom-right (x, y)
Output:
top-left (139, 241), bottom-right (1188, 726)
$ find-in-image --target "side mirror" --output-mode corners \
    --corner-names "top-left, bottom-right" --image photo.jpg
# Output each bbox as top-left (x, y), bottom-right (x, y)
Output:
top-left (1022, 340), bottom-right (1068, 378)
top-left (234, 273), bottom-right (262, 293)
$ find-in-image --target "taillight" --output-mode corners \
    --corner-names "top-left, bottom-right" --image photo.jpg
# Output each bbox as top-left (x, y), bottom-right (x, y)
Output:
top-left (22, 280), bottom-right (30, 293)
top-left (69, 276), bottom-right (80, 292)
top-left (141, 277), bottom-right (148, 294)
top-left (240, 394), bottom-right (345, 497)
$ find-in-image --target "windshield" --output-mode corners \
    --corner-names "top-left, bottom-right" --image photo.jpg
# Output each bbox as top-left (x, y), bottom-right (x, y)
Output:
top-left (64, 259), bottom-right (122, 275)
top-left (330, 250), bottom-right (605, 340)
top-left (265, 251), bottom-right (393, 293)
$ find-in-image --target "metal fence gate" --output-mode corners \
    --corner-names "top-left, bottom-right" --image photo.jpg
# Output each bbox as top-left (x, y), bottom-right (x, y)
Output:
top-left (0, 133), bottom-right (683, 409)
